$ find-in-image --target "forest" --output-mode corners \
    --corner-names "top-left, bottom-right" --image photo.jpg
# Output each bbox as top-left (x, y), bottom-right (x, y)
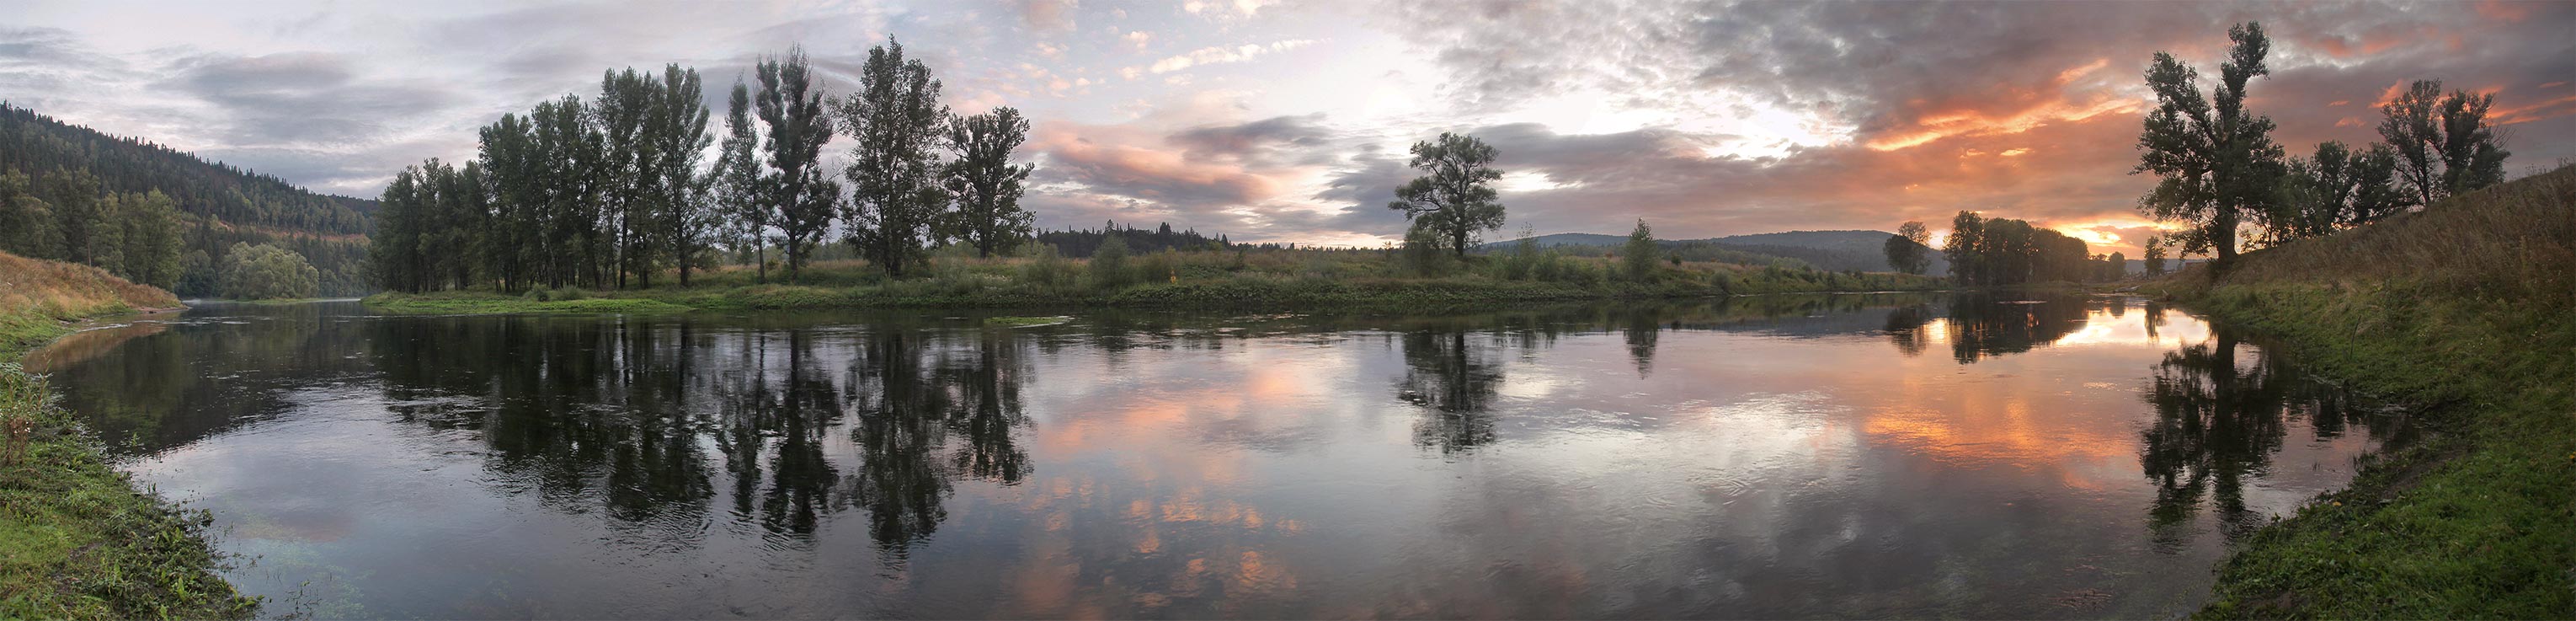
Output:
top-left (0, 104), bottom-right (372, 297)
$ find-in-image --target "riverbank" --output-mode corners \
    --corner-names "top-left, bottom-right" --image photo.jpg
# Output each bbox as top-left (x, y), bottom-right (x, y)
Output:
top-left (364, 254), bottom-right (1950, 314)
top-left (0, 252), bottom-right (255, 620)
top-left (2157, 165), bottom-right (2574, 618)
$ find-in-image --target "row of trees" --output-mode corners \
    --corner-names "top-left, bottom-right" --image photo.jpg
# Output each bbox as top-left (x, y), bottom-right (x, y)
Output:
top-left (369, 38), bottom-right (1041, 293)
top-left (1033, 222), bottom-right (1233, 258)
top-left (1939, 212), bottom-right (2100, 286)
top-left (2136, 22), bottom-right (2507, 265)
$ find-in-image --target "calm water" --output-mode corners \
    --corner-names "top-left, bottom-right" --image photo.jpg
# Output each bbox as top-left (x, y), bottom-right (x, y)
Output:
top-left (37, 294), bottom-right (2409, 618)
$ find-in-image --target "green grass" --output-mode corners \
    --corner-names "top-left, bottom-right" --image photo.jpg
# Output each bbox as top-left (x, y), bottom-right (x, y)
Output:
top-left (365, 251), bottom-right (1952, 315)
top-left (1, 252), bottom-right (254, 619)
top-left (2163, 164), bottom-right (2576, 618)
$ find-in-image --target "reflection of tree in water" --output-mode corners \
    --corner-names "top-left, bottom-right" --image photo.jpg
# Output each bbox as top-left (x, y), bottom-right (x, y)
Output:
top-left (2138, 330), bottom-right (2381, 545)
top-left (1883, 304), bottom-right (1933, 357)
top-left (1397, 330), bottom-right (1503, 454)
top-left (1943, 293), bottom-right (2100, 363)
top-left (367, 315), bottom-right (1035, 554)
top-left (1620, 307), bottom-right (1662, 377)
top-left (844, 329), bottom-right (956, 553)
top-left (943, 333), bottom-right (1032, 484)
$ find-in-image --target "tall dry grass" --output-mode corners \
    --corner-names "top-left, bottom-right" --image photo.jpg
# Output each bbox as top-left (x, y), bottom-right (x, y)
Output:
top-left (2216, 163), bottom-right (2576, 301)
top-left (0, 250), bottom-right (182, 321)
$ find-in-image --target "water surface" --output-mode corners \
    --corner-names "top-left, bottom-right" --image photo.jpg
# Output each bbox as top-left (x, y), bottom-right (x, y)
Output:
top-left (41, 294), bottom-right (2408, 618)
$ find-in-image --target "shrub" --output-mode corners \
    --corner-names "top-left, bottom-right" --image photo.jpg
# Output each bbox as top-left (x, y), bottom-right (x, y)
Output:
top-left (1090, 235), bottom-right (1132, 291)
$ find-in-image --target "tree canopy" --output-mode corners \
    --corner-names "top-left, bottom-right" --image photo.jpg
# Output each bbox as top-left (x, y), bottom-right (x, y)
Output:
top-left (1388, 132), bottom-right (1507, 257)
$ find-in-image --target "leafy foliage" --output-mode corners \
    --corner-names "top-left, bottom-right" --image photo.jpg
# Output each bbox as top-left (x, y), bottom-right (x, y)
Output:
top-left (2377, 79), bottom-right (2509, 207)
top-left (1388, 132), bottom-right (1507, 257)
top-left (217, 242), bottom-right (318, 300)
top-left (2135, 22), bottom-right (2282, 265)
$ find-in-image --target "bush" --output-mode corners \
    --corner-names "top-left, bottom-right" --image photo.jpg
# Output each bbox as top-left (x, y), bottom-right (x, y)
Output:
top-left (1017, 244), bottom-right (1079, 293)
top-left (1090, 235), bottom-right (1132, 291)
top-left (1136, 249), bottom-right (1178, 285)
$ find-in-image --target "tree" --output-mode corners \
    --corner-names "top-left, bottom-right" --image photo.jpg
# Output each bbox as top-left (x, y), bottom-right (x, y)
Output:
top-left (596, 68), bottom-right (658, 288)
top-left (1944, 211), bottom-right (1985, 285)
top-left (2263, 141), bottom-right (2408, 246)
top-left (2136, 22), bottom-right (2283, 267)
top-left (1387, 132), bottom-right (1506, 257)
top-left (1884, 221), bottom-right (1930, 275)
top-left (840, 36), bottom-right (951, 277)
top-left (0, 170), bottom-right (60, 259)
top-left (220, 242), bottom-right (319, 300)
top-left (756, 46), bottom-right (838, 283)
top-left (2143, 233), bottom-right (2168, 276)
top-left (715, 78), bottom-right (773, 283)
top-left (2378, 80), bottom-right (2509, 206)
top-left (115, 190), bottom-right (184, 289)
top-left (943, 106), bottom-right (1036, 258)
top-left (650, 64), bottom-right (717, 286)
top-left (1621, 219), bottom-right (1659, 282)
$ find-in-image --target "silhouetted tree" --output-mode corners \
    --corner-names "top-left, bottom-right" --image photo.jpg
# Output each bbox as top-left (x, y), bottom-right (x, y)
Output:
top-left (2378, 79), bottom-right (2509, 206)
top-left (2136, 22), bottom-right (2283, 266)
top-left (1387, 132), bottom-right (1506, 257)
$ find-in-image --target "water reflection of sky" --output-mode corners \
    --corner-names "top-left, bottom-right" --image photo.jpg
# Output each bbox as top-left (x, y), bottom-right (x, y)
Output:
top-left (44, 296), bottom-right (2404, 618)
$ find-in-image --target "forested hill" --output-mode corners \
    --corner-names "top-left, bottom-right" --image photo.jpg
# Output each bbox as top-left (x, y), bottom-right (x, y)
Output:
top-left (0, 104), bottom-right (374, 234)
top-left (0, 103), bottom-right (374, 297)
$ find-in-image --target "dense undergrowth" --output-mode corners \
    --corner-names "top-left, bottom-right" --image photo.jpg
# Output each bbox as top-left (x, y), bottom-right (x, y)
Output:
top-left (2156, 164), bottom-right (2575, 618)
top-left (0, 250), bottom-right (253, 620)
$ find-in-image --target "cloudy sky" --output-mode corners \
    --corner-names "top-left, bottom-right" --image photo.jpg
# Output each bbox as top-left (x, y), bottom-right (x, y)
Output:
top-left (5, 0), bottom-right (2572, 253)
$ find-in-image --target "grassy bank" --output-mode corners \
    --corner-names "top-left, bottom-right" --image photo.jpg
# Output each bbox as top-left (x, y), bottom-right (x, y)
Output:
top-left (0, 252), bottom-right (254, 619)
top-left (2154, 166), bottom-right (2575, 618)
top-left (366, 248), bottom-right (1950, 313)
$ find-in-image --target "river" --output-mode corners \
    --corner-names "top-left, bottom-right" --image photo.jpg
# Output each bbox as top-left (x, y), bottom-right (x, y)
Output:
top-left (35, 293), bottom-right (2409, 618)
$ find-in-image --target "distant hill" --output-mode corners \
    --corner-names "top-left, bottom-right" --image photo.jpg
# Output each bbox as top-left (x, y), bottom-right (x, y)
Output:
top-left (0, 103), bottom-right (374, 296)
top-left (1483, 229), bottom-right (1951, 275)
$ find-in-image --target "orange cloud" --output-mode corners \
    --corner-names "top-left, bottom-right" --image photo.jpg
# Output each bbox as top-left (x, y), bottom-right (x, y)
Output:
top-left (1867, 96), bottom-right (2141, 152)
top-left (2493, 93), bottom-right (2576, 126)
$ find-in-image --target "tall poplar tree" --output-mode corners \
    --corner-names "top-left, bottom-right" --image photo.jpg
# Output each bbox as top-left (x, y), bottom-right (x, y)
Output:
top-left (650, 64), bottom-right (716, 286)
top-left (840, 36), bottom-right (950, 276)
top-left (716, 78), bottom-right (773, 283)
top-left (755, 46), bottom-right (837, 283)
top-left (943, 106), bottom-right (1036, 258)
top-left (2136, 22), bottom-right (2282, 267)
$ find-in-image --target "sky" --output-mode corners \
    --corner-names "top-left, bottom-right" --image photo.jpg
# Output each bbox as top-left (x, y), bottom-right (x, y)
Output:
top-left (3, 0), bottom-right (2573, 254)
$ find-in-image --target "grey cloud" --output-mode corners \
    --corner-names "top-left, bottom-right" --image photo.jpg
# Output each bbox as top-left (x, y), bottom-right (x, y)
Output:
top-left (159, 51), bottom-right (458, 145)
top-left (1168, 113), bottom-right (1334, 163)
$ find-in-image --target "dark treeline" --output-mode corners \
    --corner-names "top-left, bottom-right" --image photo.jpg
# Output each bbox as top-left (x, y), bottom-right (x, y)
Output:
top-left (0, 103), bottom-right (369, 297)
top-left (2136, 23), bottom-right (2507, 265)
top-left (370, 38), bottom-right (1044, 293)
top-left (1939, 211), bottom-right (2112, 286)
top-left (1032, 222), bottom-right (1237, 258)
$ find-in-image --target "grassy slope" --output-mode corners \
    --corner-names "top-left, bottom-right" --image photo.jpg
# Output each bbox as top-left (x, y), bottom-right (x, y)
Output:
top-left (365, 251), bottom-right (1952, 314)
top-left (0, 251), bottom-right (253, 619)
top-left (2152, 166), bottom-right (2576, 618)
